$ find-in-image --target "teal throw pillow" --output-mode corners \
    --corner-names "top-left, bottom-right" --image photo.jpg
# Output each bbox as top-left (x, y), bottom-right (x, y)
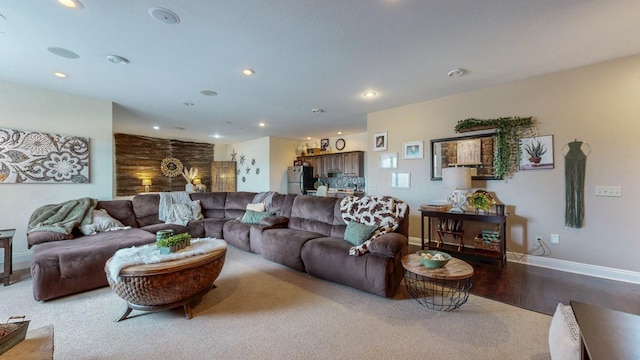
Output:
top-left (344, 221), bottom-right (378, 246)
top-left (241, 210), bottom-right (275, 224)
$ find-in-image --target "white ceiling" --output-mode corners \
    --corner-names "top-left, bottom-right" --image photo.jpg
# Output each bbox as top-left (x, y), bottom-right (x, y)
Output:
top-left (1, 1), bottom-right (639, 144)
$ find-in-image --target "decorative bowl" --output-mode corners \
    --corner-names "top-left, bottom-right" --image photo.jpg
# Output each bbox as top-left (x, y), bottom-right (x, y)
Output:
top-left (416, 250), bottom-right (452, 269)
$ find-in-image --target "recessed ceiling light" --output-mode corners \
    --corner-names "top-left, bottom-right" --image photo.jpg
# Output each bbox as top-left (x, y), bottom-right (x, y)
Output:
top-left (153, 126), bottom-right (160, 130)
top-left (106, 55), bottom-right (129, 65)
top-left (242, 68), bottom-right (255, 76)
top-left (58, 0), bottom-right (83, 9)
top-left (47, 47), bottom-right (79, 59)
top-left (200, 90), bottom-right (218, 96)
top-left (447, 68), bottom-right (466, 77)
top-left (337, 131), bottom-right (342, 135)
top-left (183, 102), bottom-right (195, 106)
top-left (211, 134), bottom-right (221, 139)
top-left (258, 122), bottom-right (265, 127)
top-left (363, 91), bottom-right (377, 98)
top-left (311, 108), bottom-right (324, 113)
top-left (53, 72), bottom-right (68, 78)
top-left (149, 7), bottom-right (180, 24)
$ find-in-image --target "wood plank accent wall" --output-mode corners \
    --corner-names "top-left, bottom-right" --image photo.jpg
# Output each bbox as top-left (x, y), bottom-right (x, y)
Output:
top-left (115, 133), bottom-right (214, 196)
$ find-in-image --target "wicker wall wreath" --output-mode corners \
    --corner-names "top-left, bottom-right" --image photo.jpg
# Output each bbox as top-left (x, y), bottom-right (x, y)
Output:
top-left (161, 157), bottom-right (184, 177)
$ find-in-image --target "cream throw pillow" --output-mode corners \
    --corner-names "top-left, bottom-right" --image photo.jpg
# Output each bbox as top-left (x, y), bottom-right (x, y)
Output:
top-left (79, 209), bottom-right (131, 235)
top-left (246, 202), bottom-right (266, 212)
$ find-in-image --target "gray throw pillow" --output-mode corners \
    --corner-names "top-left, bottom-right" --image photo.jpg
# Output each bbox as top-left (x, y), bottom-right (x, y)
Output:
top-left (344, 221), bottom-right (378, 246)
top-left (241, 210), bottom-right (275, 224)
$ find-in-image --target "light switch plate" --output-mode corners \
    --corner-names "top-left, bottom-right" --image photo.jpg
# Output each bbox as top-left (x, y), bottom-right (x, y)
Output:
top-left (595, 186), bottom-right (622, 197)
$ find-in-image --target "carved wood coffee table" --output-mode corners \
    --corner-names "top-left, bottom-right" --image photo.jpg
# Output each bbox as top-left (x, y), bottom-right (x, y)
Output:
top-left (105, 243), bottom-right (226, 321)
top-left (402, 254), bottom-right (474, 311)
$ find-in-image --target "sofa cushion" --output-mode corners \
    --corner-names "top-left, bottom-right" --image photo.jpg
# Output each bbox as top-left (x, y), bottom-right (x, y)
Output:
top-left (132, 194), bottom-right (161, 227)
top-left (97, 200), bottom-right (138, 228)
top-left (225, 192), bottom-right (257, 220)
top-left (301, 236), bottom-right (393, 297)
top-left (261, 228), bottom-right (324, 271)
top-left (288, 196), bottom-right (339, 236)
top-left (31, 228), bottom-right (156, 301)
top-left (165, 200), bottom-right (203, 226)
top-left (140, 220), bottom-right (205, 239)
top-left (222, 220), bottom-right (252, 252)
top-left (190, 192), bottom-right (227, 219)
top-left (344, 221), bottom-right (377, 246)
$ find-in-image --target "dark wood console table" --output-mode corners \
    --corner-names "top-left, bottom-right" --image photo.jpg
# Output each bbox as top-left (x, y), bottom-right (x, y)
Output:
top-left (570, 300), bottom-right (640, 360)
top-left (420, 209), bottom-right (507, 266)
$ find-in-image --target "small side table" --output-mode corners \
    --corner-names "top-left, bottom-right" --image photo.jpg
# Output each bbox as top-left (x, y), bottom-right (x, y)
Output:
top-left (402, 254), bottom-right (474, 311)
top-left (0, 228), bottom-right (15, 286)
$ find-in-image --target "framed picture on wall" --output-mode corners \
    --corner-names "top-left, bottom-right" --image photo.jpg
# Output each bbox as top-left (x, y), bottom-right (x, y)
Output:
top-left (402, 141), bottom-right (424, 159)
top-left (519, 135), bottom-right (554, 170)
top-left (320, 138), bottom-right (329, 151)
top-left (373, 132), bottom-right (387, 151)
top-left (380, 152), bottom-right (398, 169)
top-left (391, 172), bottom-right (411, 188)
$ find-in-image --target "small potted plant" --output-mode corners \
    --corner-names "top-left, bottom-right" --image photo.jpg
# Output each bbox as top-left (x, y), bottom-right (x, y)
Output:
top-left (524, 140), bottom-right (547, 166)
top-left (157, 233), bottom-right (191, 254)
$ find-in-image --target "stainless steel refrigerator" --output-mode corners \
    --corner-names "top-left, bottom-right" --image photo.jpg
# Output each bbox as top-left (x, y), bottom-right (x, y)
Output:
top-left (287, 166), bottom-right (314, 195)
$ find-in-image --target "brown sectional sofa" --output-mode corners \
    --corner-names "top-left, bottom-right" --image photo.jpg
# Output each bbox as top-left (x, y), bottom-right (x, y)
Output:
top-left (28, 191), bottom-right (409, 301)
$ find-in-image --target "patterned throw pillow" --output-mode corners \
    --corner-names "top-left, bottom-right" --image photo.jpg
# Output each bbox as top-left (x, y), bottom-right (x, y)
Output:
top-left (343, 221), bottom-right (378, 246)
top-left (79, 209), bottom-right (131, 235)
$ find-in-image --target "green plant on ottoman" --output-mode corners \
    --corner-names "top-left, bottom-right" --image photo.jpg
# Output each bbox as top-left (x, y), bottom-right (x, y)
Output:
top-left (157, 233), bottom-right (191, 254)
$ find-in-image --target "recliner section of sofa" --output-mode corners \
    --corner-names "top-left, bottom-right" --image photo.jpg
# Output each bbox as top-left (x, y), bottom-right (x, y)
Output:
top-left (28, 191), bottom-right (409, 301)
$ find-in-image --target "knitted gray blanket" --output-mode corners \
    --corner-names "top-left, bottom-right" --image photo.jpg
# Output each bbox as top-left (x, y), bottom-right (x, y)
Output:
top-left (27, 197), bottom-right (98, 235)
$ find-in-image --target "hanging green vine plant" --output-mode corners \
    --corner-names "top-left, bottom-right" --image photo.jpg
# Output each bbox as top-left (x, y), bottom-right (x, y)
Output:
top-left (454, 116), bottom-right (536, 179)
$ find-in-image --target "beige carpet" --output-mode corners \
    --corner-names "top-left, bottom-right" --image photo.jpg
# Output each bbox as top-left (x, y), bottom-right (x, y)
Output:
top-left (1, 246), bottom-right (552, 359)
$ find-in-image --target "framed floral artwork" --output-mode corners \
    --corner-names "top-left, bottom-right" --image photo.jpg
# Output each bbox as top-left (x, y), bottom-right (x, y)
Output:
top-left (373, 132), bottom-right (387, 151)
top-left (0, 128), bottom-right (90, 183)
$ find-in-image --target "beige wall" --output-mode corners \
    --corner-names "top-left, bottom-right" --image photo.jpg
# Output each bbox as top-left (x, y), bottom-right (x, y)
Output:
top-left (367, 55), bottom-right (640, 272)
top-left (0, 81), bottom-right (114, 265)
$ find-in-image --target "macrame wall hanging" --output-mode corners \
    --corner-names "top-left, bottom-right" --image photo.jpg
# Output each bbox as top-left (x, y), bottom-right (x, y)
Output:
top-left (563, 140), bottom-right (591, 228)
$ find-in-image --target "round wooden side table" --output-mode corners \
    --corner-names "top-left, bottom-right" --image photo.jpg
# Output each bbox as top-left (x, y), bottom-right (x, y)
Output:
top-left (401, 254), bottom-right (474, 311)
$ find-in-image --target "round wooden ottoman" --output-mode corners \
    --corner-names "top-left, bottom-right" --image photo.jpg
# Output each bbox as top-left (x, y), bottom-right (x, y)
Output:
top-left (105, 241), bottom-right (226, 321)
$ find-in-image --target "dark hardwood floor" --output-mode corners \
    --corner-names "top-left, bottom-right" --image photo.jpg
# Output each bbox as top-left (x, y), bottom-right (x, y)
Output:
top-left (409, 244), bottom-right (640, 316)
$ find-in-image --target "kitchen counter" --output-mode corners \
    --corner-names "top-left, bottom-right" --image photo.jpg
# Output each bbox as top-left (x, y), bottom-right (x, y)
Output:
top-left (306, 189), bottom-right (365, 197)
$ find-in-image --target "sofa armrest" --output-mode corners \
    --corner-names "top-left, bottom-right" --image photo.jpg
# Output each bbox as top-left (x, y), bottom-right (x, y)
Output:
top-left (27, 231), bottom-right (74, 249)
top-left (368, 232), bottom-right (408, 257)
top-left (260, 215), bottom-right (289, 228)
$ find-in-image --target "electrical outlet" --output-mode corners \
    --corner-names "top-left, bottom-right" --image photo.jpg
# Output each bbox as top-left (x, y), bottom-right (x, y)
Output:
top-left (535, 236), bottom-right (542, 244)
top-left (550, 234), bottom-right (560, 245)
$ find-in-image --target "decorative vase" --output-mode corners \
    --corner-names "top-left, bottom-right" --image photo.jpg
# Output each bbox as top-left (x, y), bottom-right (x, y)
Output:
top-left (185, 183), bottom-right (194, 192)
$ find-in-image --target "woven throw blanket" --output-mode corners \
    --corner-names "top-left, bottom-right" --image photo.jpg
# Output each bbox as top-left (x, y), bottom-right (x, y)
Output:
top-left (107, 238), bottom-right (227, 283)
top-left (158, 192), bottom-right (191, 222)
top-left (340, 195), bottom-right (408, 256)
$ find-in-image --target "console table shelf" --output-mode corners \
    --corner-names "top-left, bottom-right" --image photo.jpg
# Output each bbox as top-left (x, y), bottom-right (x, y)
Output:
top-left (420, 209), bottom-right (507, 266)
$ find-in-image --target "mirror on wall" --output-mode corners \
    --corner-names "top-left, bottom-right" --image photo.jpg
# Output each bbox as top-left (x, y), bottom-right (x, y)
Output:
top-left (431, 132), bottom-right (498, 180)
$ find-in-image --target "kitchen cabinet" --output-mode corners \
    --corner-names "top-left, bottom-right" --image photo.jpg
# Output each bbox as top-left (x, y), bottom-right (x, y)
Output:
top-left (342, 151), bottom-right (364, 177)
top-left (300, 151), bottom-right (364, 178)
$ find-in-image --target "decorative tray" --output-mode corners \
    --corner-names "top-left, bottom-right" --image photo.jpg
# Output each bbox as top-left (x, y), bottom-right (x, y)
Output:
top-left (0, 316), bottom-right (30, 356)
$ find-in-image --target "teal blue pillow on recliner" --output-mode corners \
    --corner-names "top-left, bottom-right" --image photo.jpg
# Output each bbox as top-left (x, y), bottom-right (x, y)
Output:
top-left (241, 210), bottom-right (275, 224)
top-left (344, 221), bottom-right (378, 246)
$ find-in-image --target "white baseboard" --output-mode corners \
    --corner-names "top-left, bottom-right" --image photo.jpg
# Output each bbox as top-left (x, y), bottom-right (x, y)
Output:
top-left (408, 236), bottom-right (640, 285)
